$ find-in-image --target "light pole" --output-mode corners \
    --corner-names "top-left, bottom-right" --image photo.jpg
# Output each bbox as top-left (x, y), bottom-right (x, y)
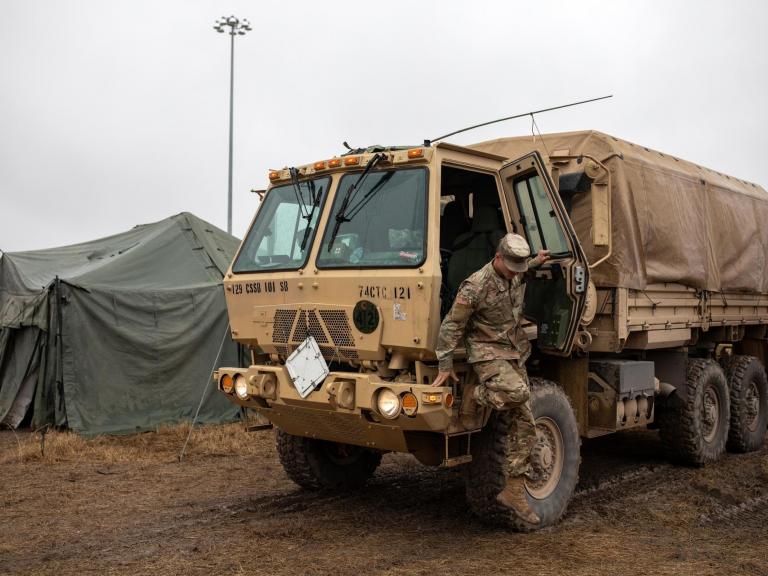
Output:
top-left (213, 15), bottom-right (251, 235)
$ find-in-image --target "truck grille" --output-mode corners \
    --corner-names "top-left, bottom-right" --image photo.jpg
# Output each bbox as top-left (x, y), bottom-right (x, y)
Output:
top-left (318, 310), bottom-right (356, 347)
top-left (273, 310), bottom-right (297, 344)
top-left (271, 308), bottom-right (358, 361)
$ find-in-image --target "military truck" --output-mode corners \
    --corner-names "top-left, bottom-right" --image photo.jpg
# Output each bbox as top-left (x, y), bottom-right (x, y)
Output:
top-left (216, 130), bottom-right (768, 529)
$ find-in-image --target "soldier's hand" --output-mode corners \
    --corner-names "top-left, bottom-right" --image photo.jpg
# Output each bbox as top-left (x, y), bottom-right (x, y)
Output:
top-left (432, 370), bottom-right (459, 387)
top-left (528, 250), bottom-right (550, 268)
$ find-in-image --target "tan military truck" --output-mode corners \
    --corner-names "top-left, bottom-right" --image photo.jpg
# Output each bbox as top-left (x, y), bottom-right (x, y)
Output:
top-left (216, 130), bottom-right (768, 529)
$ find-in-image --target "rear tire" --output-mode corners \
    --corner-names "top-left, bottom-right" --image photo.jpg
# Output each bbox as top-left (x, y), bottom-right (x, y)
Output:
top-left (465, 379), bottom-right (581, 530)
top-left (659, 358), bottom-right (730, 466)
top-left (724, 355), bottom-right (768, 453)
top-left (275, 429), bottom-right (382, 490)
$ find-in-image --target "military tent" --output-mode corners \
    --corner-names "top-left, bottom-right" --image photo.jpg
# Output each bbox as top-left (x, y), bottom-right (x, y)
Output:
top-left (0, 212), bottom-right (242, 435)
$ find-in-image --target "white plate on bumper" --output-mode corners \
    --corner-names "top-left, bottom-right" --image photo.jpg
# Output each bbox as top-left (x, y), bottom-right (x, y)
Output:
top-left (285, 336), bottom-right (330, 398)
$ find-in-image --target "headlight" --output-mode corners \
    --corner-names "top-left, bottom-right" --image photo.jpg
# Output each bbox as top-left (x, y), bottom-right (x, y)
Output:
top-left (376, 388), bottom-right (401, 419)
top-left (234, 374), bottom-right (249, 399)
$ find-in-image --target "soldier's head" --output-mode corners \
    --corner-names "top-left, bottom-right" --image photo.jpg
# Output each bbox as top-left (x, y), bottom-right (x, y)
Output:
top-left (493, 233), bottom-right (530, 279)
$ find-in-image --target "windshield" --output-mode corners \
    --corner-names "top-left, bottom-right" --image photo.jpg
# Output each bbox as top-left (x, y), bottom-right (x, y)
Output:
top-left (232, 177), bottom-right (330, 273)
top-left (317, 168), bottom-right (427, 268)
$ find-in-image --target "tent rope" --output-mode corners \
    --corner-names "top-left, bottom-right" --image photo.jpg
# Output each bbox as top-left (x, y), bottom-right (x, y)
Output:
top-left (178, 321), bottom-right (231, 463)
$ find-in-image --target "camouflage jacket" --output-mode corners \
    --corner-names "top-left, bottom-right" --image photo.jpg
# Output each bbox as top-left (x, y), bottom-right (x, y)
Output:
top-left (436, 261), bottom-right (531, 372)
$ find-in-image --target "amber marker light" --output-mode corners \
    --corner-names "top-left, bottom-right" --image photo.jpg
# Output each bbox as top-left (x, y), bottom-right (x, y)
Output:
top-left (220, 373), bottom-right (234, 394)
top-left (444, 393), bottom-right (454, 408)
top-left (344, 156), bottom-right (360, 166)
top-left (328, 158), bottom-right (342, 168)
top-left (421, 392), bottom-right (442, 405)
top-left (269, 171), bottom-right (280, 181)
top-left (402, 392), bottom-right (418, 416)
top-left (407, 148), bottom-right (424, 159)
top-left (313, 161), bottom-right (326, 170)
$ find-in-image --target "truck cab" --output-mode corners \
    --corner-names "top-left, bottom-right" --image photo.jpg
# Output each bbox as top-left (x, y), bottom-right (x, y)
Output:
top-left (220, 143), bottom-right (589, 426)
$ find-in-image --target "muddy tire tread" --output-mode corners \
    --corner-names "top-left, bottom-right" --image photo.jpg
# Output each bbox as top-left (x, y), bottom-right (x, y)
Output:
top-left (724, 355), bottom-right (768, 453)
top-left (275, 429), bottom-right (382, 491)
top-left (659, 358), bottom-right (729, 466)
top-left (276, 429), bottom-right (323, 490)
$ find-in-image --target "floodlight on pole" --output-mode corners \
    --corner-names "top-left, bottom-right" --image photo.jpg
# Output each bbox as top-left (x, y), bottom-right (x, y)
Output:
top-left (213, 15), bottom-right (251, 234)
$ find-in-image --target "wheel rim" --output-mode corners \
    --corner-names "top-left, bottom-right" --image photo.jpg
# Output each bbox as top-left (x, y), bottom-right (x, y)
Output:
top-left (746, 379), bottom-right (761, 432)
top-left (526, 416), bottom-right (564, 500)
top-left (702, 383), bottom-right (721, 443)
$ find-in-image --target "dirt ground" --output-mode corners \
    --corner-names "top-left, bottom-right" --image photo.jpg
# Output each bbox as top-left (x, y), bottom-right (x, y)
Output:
top-left (1, 422), bottom-right (766, 576)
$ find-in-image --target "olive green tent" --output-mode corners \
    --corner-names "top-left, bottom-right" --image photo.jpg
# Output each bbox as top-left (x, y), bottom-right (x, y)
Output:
top-left (0, 213), bottom-right (241, 435)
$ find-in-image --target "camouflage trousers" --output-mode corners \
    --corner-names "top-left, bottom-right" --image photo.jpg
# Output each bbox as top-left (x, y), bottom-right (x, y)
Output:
top-left (472, 359), bottom-right (537, 478)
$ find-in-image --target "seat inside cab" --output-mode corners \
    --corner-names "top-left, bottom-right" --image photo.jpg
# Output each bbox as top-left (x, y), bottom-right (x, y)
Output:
top-left (439, 166), bottom-right (507, 317)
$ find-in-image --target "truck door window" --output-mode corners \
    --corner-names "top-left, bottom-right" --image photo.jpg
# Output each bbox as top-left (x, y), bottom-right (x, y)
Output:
top-left (514, 174), bottom-right (570, 256)
top-left (499, 152), bottom-right (590, 355)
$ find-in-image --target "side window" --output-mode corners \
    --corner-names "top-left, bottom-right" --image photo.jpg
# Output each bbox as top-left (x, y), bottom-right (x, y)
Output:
top-left (514, 174), bottom-right (570, 255)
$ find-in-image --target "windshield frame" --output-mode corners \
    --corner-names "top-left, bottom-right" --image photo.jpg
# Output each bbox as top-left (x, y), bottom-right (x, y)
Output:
top-left (315, 166), bottom-right (429, 270)
top-left (231, 176), bottom-right (332, 274)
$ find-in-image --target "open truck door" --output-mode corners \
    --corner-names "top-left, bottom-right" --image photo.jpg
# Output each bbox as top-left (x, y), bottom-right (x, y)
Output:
top-left (499, 152), bottom-right (590, 355)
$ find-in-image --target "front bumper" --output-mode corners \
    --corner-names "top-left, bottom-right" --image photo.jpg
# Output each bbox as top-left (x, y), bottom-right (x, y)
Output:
top-left (215, 364), bottom-right (454, 452)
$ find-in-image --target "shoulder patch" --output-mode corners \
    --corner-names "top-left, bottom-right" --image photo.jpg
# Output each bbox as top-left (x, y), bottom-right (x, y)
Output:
top-left (456, 281), bottom-right (480, 305)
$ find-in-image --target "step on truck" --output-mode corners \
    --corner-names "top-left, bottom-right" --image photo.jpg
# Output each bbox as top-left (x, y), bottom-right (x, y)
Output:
top-left (216, 130), bottom-right (768, 529)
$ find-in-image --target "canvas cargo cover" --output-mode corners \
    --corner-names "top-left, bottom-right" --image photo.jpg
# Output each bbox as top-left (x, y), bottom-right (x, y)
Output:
top-left (469, 131), bottom-right (768, 293)
top-left (0, 212), bottom-right (242, 434)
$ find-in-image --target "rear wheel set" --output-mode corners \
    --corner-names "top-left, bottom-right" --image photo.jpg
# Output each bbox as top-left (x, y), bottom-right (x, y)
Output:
top-left (659, 359), bottom-right (730, 465)
top-left (724, 355), bottom-right (768, 453)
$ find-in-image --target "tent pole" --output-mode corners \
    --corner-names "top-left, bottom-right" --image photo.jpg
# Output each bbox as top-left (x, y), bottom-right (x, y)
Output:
top-left (178, 322), bottom-right (231, 462)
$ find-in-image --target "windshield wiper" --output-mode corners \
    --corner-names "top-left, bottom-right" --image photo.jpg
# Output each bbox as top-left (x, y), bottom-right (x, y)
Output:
top-left (327, 153), bottom-right (387, 251)
top-left (299, 180), bottom-right (323, 251)
top-left (289, 167), bottom-right (311, 218)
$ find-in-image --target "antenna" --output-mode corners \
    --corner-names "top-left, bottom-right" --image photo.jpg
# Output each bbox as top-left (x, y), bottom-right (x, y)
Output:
top-left (425, 95), bottom-right (613, 146)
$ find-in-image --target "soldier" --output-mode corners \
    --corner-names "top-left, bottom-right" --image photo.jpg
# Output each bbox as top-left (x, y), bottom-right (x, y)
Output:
top-left (432, 233), bottom-right (549, 524)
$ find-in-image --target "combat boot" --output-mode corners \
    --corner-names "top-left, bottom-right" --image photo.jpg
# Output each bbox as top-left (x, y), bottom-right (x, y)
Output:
top-left (496, 476), bottom-right (540, 524)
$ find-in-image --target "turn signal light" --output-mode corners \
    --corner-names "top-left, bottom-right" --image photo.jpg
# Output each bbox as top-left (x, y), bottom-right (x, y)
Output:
top-left (402, 392), bottom-right (418, 416)
top-left (220, 374), bottom-right (234, 394)
top-left (407, 148), bottom-right (424, 159)
top-left (328, 158), bottom-right (342, 168)
top-left (313, 161), bottom-right (326, 170)
top-left (269, 171), bottom-right (280, 181)
top-left (344, 156), bottom-right (360, 166)
top-left (444, 393), bottom-right (454, 408)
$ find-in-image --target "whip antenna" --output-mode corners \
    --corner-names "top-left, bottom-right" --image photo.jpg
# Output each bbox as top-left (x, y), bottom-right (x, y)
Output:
top-left (425, 95), bottom-right (613, 146)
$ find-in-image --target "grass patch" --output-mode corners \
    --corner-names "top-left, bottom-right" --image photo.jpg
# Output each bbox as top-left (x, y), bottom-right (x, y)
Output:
top-left (0, 420), bottom-right (271, 465)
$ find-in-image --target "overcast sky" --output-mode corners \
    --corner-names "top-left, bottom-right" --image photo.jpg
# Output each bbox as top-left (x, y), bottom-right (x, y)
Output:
top-left (1, 0), bottom-right (766, 252)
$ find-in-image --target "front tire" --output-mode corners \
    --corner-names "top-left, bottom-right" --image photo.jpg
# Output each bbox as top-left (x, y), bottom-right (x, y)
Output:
top-left (275, 429), bottom-right (382, 490)
top-left (724, 355), bottom-right (768, 453)
top-left (465, 379), bottom-right (581, 530)
top-left (659, 358), bottom-right (730, 466)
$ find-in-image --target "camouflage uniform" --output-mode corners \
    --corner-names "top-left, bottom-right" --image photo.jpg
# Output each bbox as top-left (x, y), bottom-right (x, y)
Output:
top-left (436, 253), bottom-right (539, 478)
